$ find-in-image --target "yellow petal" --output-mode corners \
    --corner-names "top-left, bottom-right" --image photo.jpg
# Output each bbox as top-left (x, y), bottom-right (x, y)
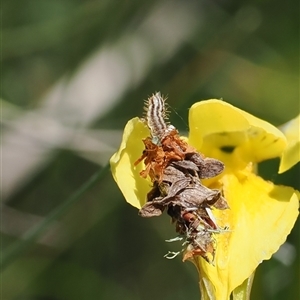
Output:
top-left (110, 118), bottom-right (151, 209)
top-left (279, 114), bottom-right (300, 173)
top-left (195, 171), bottom-right (299, 300)
top-left (188, 100), bottom-right (287, 165)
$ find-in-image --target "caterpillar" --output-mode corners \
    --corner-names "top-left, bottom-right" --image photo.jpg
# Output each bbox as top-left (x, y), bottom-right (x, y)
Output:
top-left (144, 92), bottom-right (175, 145)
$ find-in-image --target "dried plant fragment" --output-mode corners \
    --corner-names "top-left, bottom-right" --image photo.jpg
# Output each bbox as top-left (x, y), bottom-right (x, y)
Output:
top-left (135, 92), bottom-right (229, 263)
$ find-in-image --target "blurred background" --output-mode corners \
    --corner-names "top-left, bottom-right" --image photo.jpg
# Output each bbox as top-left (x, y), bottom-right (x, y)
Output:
top-left (2, 0), bottom-right (299, 299)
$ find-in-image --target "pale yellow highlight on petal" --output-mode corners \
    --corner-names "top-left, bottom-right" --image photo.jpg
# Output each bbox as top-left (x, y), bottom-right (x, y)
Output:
top-left (195, 171), bottom-right (299, 300)
top-left (189, 100), bottom-right (287, 164)
top-left (110, 117), bottom-right (151, 209)
top-left (279, 114), bottom-right (300, 173)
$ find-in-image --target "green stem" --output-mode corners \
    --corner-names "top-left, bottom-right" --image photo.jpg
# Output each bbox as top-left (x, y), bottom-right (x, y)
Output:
top-left (1, 164), bottom-right (110, 272)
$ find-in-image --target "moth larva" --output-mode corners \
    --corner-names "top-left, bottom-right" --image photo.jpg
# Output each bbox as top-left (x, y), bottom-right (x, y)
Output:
top-left (144, 92), bottom-right (174, 145)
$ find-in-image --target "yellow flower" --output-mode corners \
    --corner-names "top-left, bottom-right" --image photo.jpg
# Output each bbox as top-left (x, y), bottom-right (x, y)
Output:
top-left (110, 100), bottom-right (299, 300)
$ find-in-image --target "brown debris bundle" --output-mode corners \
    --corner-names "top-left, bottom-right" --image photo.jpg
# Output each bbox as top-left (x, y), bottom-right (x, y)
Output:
top-left (135, 93), bottom-right (229, 263)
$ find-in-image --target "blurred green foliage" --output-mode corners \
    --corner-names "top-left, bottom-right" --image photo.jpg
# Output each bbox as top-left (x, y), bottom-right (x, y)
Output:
top-left (2, 0), bottom-right (299, 299)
